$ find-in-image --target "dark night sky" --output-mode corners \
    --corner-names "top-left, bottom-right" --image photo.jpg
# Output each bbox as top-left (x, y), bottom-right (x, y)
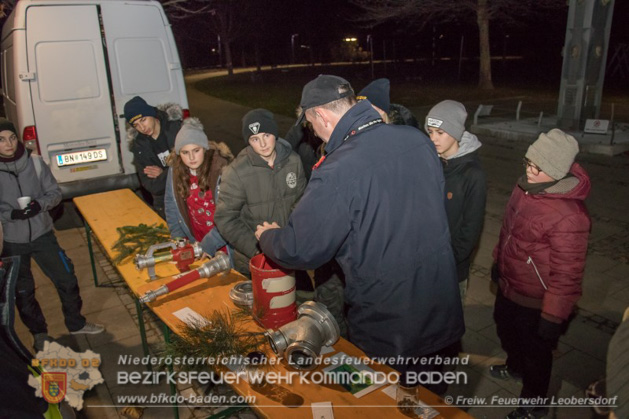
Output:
top-left (171, 0), bottom-right (628, 83)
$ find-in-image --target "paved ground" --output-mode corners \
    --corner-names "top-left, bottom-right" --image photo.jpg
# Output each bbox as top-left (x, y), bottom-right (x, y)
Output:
top-left (13, 71), bottom-right (629, 419)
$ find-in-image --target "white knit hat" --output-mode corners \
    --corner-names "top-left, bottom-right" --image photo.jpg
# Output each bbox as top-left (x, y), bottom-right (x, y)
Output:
top-left (525, 129), bottom-right (579, 180)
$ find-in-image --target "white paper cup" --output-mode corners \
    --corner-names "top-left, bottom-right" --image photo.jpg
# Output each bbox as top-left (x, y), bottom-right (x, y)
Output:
top-left (17, 196), bottom-right (31, 209)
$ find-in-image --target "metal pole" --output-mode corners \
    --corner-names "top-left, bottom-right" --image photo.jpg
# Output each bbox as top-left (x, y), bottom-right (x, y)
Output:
top-left (217, 35), bottom-right (222, 68)
top-left (84, 221), bottom-right (98, 287)
top-left (291, 34), bottom-right (298, 65)
top-left (383, 40), bottom-right (387, 74)
top-left (458, 35), bottom-right (464, 81)
top-left (368, 34), bottom-right (374, 79)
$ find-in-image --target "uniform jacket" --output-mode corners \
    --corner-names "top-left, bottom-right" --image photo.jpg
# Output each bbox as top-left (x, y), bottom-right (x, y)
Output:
top-left (0, 148), bottom-right (62, 244)
top-left (443, 132), bottom-right (487, 281)
top-left (214, 138), bottom-right (306, 259)
top-left (165, 133), bottom-right (234, 256)
top-left (127, 103), bottom-right (183, 201)
top-left (493, 163), bottom-right (591, 322)
top-left (259, 100), bottom-right (464, 358)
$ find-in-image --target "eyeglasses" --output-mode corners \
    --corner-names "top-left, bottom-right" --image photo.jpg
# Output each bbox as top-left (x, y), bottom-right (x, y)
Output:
top-left (522, 158), bottom-right (542, 176)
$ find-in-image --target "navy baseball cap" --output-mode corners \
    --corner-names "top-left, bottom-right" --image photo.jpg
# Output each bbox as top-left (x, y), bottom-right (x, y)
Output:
top-left (297, 75), bottom-right (354, 124)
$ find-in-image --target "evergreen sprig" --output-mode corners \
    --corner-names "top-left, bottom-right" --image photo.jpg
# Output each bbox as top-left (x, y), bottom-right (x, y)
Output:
top-left (111, 223), bottom-right (170, 265)
top-left (164, 309), bottom-right (266, 371)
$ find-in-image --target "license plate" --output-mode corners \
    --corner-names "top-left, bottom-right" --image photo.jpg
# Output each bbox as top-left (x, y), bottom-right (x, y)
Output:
top-left (56, 149), bottom-right (107, 167)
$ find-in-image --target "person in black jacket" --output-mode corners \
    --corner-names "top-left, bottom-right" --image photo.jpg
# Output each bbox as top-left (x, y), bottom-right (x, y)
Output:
top-left (256, 75), bottom-right (463, 394)
top-left (425, 100), bottom-right (487, 301)
top-left (124, 96), bottom-right (183, 217)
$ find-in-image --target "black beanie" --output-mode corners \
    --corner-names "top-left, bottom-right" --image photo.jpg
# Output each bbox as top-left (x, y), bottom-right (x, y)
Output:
top-left (357, 78), bottom-right (390, 113)
top-left (124, 96), bottom-right (157, 124)
top-left (242, 109), bottom-right (278, 143)
top-left (0, 118), bottom-right (17, 136)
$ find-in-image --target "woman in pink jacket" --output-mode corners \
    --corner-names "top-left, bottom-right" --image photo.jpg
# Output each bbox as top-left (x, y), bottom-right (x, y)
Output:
top-left (491, 129), bottom-right (591, 419)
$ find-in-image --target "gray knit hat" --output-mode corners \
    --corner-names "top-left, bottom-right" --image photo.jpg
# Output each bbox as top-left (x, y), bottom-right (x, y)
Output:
top-left (174, 118), bottom-right (209, 155)
top-left (242, 109), bottom-right (278, 143)
top-left (425, 100), bottom-right (467, 142)
top-left (525, 129), bottom-right (579, 180)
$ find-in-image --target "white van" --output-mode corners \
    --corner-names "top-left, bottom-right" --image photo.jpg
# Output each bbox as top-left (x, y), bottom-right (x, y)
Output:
top-left (1, 0), bottom-right (188, 198)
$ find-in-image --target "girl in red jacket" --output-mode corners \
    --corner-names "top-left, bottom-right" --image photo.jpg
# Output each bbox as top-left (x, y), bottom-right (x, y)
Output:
top-left (491, 129), bottom-right (591, 419)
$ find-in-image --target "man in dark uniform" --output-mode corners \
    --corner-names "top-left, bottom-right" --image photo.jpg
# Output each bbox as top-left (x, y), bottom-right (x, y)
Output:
top-left (255, 75), bottom-right (464, 393)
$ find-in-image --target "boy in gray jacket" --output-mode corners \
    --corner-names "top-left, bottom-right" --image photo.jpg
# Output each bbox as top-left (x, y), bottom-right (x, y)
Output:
top-left (215, 109), bottom-right (306, 275)
top-left (0, 119), bottom-right (104, 352)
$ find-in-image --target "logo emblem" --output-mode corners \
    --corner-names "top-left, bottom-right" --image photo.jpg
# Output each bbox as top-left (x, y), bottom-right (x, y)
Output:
top-left (447, 192), bottom-right (453, 200)
top-left (42, 372), bottom-right (67, 404)
top-left (426, 117), bottom-right (443, 128)
top-left (286, 172), bottom-right (297, 188)
top-left (249, 122), bottom-right (260, 135)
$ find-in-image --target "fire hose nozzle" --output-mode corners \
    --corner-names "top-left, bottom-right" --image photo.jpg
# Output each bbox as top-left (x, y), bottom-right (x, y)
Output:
top-left (138, 285), bottom-right (168, 304)
top-left (137, 251), bottom-right (231, 304)
top-left (134, 253), bottom-right (153, 270)
top-left (197, 251), bottom-right (231, 277)
top-left (267, 301), bottom-right (340, 370)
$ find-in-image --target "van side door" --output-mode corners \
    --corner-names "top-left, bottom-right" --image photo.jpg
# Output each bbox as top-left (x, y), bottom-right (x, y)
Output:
top-left (100, 1), bottom-right (188, 176)
top-left (25, 5), bottom-right (122, 184)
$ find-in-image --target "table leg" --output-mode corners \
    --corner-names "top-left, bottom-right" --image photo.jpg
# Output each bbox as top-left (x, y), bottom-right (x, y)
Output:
top-left (84, 221), bottom-right (99, 287)
top-left (134, 298), bottom-right (152, 372)
top-left (162, 323), bottom-right (180, 419)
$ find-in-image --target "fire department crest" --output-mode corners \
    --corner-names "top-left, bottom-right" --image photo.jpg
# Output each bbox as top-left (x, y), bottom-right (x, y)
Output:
top-left (42, 372), bottom-right (67, 404)
top-left (286, 172), bottom-right (297, 188)
top-left (248, 122), bottom-right (260, 135)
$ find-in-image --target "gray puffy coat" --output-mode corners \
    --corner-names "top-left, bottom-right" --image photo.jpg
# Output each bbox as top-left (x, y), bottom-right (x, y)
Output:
top-left (214, 139), bottom-right (306, 258)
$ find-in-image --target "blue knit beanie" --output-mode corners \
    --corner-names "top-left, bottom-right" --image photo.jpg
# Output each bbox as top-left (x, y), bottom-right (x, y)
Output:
top-left (124, 96), bottom-right (157, 125)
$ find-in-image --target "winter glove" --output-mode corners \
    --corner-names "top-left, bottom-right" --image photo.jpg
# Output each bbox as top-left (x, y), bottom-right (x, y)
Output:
top-left (24, 201), bottom-right (42, 218)
top-left (10, 201), bottom-right (42, 220)
top-left (538, 317), bottom-right (563, 341)
top-left (11, 209), bottom-right (30, 220)
top-left (491, 262), bottom-right (500, 283)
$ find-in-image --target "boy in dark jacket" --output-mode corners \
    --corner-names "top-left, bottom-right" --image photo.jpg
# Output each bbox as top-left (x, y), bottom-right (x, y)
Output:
top-left (0, 119), bottom-right (104, 352)
top-left (425, 100), bottom-right (487, 300)
top-left (124, 96), bottom-right (183, 217)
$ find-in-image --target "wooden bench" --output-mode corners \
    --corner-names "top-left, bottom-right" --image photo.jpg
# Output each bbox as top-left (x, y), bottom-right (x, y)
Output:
top-left (73, 189), bottom-right (178, 360)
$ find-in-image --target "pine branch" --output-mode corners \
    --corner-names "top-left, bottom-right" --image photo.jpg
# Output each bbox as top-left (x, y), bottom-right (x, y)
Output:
top-left (111, 223), bottom-right (171, 265)
top-left (164, 309), bottom-right (266, 372)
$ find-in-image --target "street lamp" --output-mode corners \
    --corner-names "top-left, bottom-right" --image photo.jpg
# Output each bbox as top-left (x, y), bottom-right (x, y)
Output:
top-left (291, 33), bottom-right (299, 64)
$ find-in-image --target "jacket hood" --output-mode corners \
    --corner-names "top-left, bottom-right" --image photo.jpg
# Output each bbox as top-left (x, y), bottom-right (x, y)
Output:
top-left (246, 137), bottom-right (292, 168)
top-left (0, 146), bottom-right (31, 174)
top-left (446, 131), bottom-right (482, 160)
top-left (539, 162), bottom-right (591, 201)
top-left (326, 100), bottom-right (381, 154)
top-left (126, 102), bottom-right (183, 144)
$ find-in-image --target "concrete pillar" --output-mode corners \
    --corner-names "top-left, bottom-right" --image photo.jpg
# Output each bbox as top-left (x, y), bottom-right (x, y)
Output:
top-left (557, 0), bottom-right (615, 130)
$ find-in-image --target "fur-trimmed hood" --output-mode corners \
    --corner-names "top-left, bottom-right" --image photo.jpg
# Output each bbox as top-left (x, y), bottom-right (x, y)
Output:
top-left (126, 102), bottom-right (183, 145)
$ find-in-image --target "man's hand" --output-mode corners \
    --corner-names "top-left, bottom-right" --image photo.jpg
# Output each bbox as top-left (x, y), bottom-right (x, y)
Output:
top-left (144, 165), bottom-right (163, 179)
top-left (255, 222), bottom-right (280, 240)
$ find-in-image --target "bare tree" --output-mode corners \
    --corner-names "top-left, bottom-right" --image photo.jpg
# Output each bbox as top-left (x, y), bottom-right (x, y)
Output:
top-left (352, 0), bottom-right (566, 89)
top-left (161, 0), bottom-right (252, 76)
